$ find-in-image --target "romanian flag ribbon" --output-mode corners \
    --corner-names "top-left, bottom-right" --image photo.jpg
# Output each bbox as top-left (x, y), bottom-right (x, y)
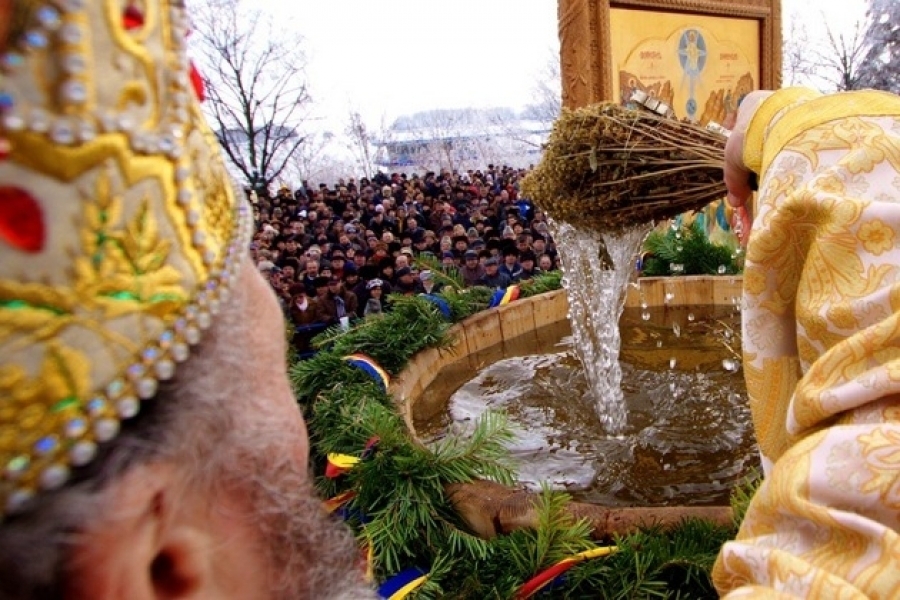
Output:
top-left (500, 285), bottom-right (520, 305)
top-left (489, 285), bottom-right (521, 308)
top-left (420, 293), bottom-right (452, 319)
top-left (325, 436), bottom-right (380, 478)
top-left (344, 353), bottom-right (390, 391)
top-left (325, 453), bottom-right (360, 478)
top-left (515, 546), bottom-right (618, 599)
top-left (378, 566), bottom-right (428, 600)
top-left (323, 489), bottom-right (357, 514)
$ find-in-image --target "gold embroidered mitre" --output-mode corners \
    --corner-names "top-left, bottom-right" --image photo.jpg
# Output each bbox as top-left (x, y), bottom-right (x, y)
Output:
top-left (0, 0), bottom-right (252, 516)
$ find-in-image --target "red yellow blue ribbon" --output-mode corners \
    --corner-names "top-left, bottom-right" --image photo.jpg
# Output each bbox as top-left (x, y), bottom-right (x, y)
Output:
top-left (323, 489), bottom-right (357, 513)
top-left (325, 453), bottom-right (360, 478)
top-left (500, 285), bottom-right (520, 305)
top-left (516, 546), bottom-right (617, 599)
top-left (378, 566), bottom-right (428, 599)
top-left (325, 436), bottom-right (380, 478)
top-left (344, 353), bottom-right (390, 390)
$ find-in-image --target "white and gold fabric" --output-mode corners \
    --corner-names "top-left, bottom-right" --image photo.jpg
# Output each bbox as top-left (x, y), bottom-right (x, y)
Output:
top-left (714, 88), bottom-right (900, 597)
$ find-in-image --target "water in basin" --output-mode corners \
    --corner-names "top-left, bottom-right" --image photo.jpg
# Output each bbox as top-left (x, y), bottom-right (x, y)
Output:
top-left (414, 306), bottom-right (758, 507)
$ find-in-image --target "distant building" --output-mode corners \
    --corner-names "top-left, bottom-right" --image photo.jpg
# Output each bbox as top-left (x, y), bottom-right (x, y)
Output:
top-left (374, 107), bottom-right (552, 172)
top-left (215, 125), bottom-right (301, 187)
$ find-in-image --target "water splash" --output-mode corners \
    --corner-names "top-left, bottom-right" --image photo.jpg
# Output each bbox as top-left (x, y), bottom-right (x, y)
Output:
top-left (550, 220), bottom-right (652, 434)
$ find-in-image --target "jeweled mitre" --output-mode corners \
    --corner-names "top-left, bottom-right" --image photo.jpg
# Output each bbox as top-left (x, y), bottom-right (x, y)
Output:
top-left (0, 0), bottom-right (252, 516)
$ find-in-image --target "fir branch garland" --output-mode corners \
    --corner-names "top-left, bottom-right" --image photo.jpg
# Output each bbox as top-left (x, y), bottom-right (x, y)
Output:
top-left (292, 276), bottom-right (747, 598)
top-left (642, 221), bottom-right (740, 276)
top-left (413, 252), bottom-right (467, 291)
top-left (313, 295), bottom-right (455, 374)
top-left (518, 271), bottom-right (564, 297)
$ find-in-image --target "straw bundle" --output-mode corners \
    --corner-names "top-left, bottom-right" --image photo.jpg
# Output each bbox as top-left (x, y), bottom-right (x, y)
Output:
top-left (521, 102), bottom-right (728, 230)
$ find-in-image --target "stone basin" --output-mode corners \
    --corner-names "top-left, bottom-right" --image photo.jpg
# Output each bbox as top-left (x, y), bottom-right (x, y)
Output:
top-left (389, 276), bottom-right (749, 539)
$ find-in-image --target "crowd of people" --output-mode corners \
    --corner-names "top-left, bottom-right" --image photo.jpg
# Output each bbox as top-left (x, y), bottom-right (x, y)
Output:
top-left (249, 166), bottom-right (561, 347)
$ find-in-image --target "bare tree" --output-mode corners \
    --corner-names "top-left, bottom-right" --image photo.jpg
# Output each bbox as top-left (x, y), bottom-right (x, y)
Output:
top-left (488, 49), bottom-right (559, 151)
top-left (190, 0), bottom-right (310, 191)
top-left (859, 0), bottom-right (900, 93)
top-left (822, 22), bottom-right (869, 91)
top-left (344, 111), bottom-right (376, 178)
top-left (782, 14), bottom-right (812, 86)
top-left (530, 50), bottom-right (562, 124)
top-left (291, 132), bottom-right (355, 188)
top-left (800, 19), bottom-right (870, 92)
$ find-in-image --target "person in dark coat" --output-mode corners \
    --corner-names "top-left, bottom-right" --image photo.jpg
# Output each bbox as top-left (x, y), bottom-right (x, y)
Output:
top-left (478, 257), bottom-right (511, 289)
top-left (317, 276), bottom-right (359, 326)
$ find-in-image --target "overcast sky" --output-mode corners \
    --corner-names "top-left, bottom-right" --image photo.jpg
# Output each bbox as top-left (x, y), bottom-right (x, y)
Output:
top-left (249, 0), bottom-right (869, 133)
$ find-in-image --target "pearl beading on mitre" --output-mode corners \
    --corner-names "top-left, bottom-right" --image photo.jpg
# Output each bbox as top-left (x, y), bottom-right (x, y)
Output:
top-left (0, 2), bottom-right (192, 168)
top-left (0, 1), bottom-right (254, 517)
top-left (3, 201), bottom-right (252, 517)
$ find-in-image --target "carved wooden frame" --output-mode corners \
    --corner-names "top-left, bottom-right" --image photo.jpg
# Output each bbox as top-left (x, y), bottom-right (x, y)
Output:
top-left (559, 0), bottom-right (782, 109)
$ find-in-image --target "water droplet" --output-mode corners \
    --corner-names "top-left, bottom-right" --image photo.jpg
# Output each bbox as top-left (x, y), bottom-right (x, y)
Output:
top-left (641, 311), bottom-right (650, 321)
top-left (717, 264), bottom-right (726, 274)
top-left (687, 313), bottom-right (695, 322)
top-left (723, 358), bottom-right (740, 372)
top-left (656, 340), bottom-right (663, 348)
top-left (672, 323), bottom-right (681, 338)
top-left (669, 357), bottom-right (677, 369)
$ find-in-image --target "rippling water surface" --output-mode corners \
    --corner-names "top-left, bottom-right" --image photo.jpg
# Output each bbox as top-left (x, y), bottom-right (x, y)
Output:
top-left (415, 307), bottom-right (758, 507)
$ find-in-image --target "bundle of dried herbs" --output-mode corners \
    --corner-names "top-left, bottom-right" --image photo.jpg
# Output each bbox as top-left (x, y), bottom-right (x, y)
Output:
top-left (522, 103), bottom-right (727, 230)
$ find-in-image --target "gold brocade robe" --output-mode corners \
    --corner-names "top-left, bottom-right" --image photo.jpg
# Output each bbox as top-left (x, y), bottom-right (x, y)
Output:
top-left (713, 88), bottom-right (900, 597)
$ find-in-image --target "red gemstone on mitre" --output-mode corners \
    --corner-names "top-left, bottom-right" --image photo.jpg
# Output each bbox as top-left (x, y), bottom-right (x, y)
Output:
top-left (123, 4), bottom-right (145, 30)
top-left (189, 61), bottom-right (205, 102)
top-left (0, 187), bottom-right (46, 253)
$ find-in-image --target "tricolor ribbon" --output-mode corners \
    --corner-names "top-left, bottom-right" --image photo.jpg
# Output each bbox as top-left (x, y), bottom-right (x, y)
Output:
top-left (344, 353), bottom-right (390, 391)
top-left (325, 453), bottom-right (360, 479)
top-left (489, 284), bottom-right (521, 308)
top-left (515, 546), bottom-right (618, 599)
top-left (378, 566), bottom-right (429, 600)
top-left (420, 293), bottom-right (452, 319)
top-left (500, 285), bottom-right (520, 305)
top-left (323, 491), bottom-right (376, 582)
top-left (323, 489), bottom-right (357, 513)
top-left (325, 436), bottom-right (380, 479)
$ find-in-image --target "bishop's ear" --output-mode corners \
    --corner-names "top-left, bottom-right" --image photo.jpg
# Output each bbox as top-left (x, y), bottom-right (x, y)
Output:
top-left (64, 464), bottom-right (212, 600)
